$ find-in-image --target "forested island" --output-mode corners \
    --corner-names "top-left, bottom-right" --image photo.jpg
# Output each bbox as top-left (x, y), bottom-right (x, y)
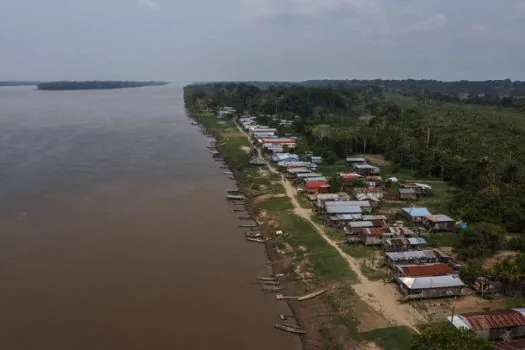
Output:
top-left (37, 80), bottom-right (168, 91)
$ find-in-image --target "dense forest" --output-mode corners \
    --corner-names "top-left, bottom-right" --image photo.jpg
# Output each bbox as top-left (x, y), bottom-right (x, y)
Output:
top-left (185, 82), bottom-right (525, 237)
top-left (0, 81), bottom-right (40, 86)
top-left (304, 79), bottom-right (525, 96)
top-left (37, 81), bottom-right (168, 91)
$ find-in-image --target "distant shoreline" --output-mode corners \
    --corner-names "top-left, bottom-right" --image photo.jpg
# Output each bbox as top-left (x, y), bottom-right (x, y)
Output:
top-left (37, 81), bottom-right (169, 91)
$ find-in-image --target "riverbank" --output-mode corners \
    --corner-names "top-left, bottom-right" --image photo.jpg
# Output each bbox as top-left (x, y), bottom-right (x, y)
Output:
top-left (187, 109), bottom-right (416, 349)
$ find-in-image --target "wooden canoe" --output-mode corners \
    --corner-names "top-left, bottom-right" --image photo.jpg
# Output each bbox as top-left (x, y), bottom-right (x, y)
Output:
top-left (262, 284), bottom-right (282, 292)
top-left (246, 237), bottom-right (264, 243)
top-left (239, 223), bottom-right (258, 228)
top-left (274, 324), bottom-right (306, 335)
top-left (297, 289), bottom-right (327, 301)
top-left (256, 276), bottom-right (276, 282)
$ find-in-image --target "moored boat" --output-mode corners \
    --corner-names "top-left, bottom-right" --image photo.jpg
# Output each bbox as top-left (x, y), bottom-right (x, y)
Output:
top-left (262, 284), bottom-right (282, 292)
top-left (226, 195), bottom-right (245, 200)
top-left (256, 276), bottom-right (276, 282)
top-left (246, 237), bottom-right (264, 243)
top-left (274, 324), bottom-right (306, 334)
top-left (297, 289), bottom-right (327, 301)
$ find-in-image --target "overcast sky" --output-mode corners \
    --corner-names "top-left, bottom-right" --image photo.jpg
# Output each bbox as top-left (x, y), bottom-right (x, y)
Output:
top-left (1, 0), bottom-right (525, 82)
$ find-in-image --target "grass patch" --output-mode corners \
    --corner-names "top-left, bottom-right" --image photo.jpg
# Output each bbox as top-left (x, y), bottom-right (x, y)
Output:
top-left (323, 284), bottom-right (361, 339)
top-left (361, 326), bottom-right (414, 350)
top-left (360, 264), bottom-right (386, 281)
top-left (270, 182), bottom-right (285, 194)
top-left (297, 194), bottom-right (314, 209)
top-left (425, 232), bottom-right (460, 247)
top-left (257, 196), bottom-right (293, 212)
top-left (318, 160), bottom-right (348, 178)
top-left (340, 244), bottom-right (375, 259)
top-left (319, 327), bottom-right (343, 350)
top-left (277, 211), bottom-right (356, 281)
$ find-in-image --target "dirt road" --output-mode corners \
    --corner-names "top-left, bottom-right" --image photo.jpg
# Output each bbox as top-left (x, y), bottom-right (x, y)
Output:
top-left (238, 124), bottom-right (424, 332)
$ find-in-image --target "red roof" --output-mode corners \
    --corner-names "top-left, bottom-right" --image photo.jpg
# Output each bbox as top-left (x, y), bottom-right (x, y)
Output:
top-left (460, 309), bottom-right (525, 330)
top-left (306, 181), bottom-right (329, 189)
top-left (399, 263), bottom-right (453, 277)
top-left (340, 173), bottom-right (361, 181)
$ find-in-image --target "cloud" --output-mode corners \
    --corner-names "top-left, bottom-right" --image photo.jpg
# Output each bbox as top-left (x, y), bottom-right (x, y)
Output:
top-left (239, 0), bottom-right (385, 21)
top-left (138, 0), bottom-right (160, 11)
top-left (402, 13), bottom-right (446, 33)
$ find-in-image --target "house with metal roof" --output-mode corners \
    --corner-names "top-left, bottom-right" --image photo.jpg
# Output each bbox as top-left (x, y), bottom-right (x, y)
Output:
top-left (383, 237), bottom-right (427, 252)
top-left (399, 188), bottom-right (418, 200)
top-left (448, 308), bottom-right (525, 341)
top-left (324, 200), bottom-right (372, 213)
top-left (398, 275), bottom-right (465, 300)
top-left (325, 205), bottom-right (362, 215)
top-left (361, 227), bottom-right (398, 245)
top-left (328, 214), bottom-right (363, 227)
top-left (424, 214), bottom-right (455, 231)
top-left (401, 207), bottom-right (432, 222)
top-left (353, 164), bottom-right (381, 176)
top-left (384, 249), bottom-right (450, 268)
top-left (394, 263), bottom-right (453, 278)
top-left (346, 157), bottom-right (367, 166)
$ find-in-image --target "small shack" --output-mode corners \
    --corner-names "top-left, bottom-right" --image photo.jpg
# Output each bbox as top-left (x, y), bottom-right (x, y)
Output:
top-left (346, 157), bottom-right (366, 166)
top-left (399, 188), bottom-right (418, 200)
top-left (401, 207), bottom-right (432, 222)
top-left (361, 227), bottom-right (397, 246)
top-left (353, 164), bottom-right (381, 176)
top-left (383, 237), bottom-right (427, 252)
top-left (424, 214), bottom-right (455, 231)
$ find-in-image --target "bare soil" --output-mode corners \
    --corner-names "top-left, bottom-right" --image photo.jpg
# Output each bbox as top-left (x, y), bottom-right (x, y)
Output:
top-left (483, 250), bottom-right (518, 270)
top-left (355, 154), bottom-right (392, 166)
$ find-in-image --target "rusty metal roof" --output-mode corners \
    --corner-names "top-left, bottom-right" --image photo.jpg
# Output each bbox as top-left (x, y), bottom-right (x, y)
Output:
top-left (460, 309), bottom-right (525, 330)
top-left (398, 263), bottom-right (453, 277)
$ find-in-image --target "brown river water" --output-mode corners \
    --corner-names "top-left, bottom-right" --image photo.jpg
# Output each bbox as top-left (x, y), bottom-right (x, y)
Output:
top-left (0, 85), bottom-right (300, 350)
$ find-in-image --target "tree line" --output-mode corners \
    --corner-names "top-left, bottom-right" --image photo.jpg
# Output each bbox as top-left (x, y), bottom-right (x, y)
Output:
top-left (37, 81), bottom-right (168, 91)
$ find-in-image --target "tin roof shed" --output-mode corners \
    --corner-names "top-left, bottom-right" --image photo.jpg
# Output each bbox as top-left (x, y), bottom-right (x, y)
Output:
top-left (325, 206), bottom-right (362, 214)
top-left (397, 263), bottom-right (453, 277)
top-left (401, 207), bottom-right (432, 218)
top-left (399, 275), bottom-right (465, 290)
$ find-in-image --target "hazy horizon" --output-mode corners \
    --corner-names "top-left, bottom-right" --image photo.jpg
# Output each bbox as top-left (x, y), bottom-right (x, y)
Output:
top-left (2, 0), bottom-right (525, 82)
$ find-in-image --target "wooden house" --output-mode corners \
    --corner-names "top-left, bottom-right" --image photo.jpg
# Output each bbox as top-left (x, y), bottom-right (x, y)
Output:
top-left (383, 237), bottom-right (427, 252)
top-left (361, 227), bottom-right (397, 246)
top-left (305, 181), bottom-right (330, 194)
top-left (384, 249), bottom-right (450, 269)
top-left (353, 164), bottom-right (381, 176)
top-left (346, 157), bottom-right (366, 166)
top-left (399, 188), bottom-right (418, 200)
top-left (401, 207), bottom-right (432, 222)
top-left (424, 215), bottom-right (455, 231)
top-left (398, 275), bottom-right (465, 300)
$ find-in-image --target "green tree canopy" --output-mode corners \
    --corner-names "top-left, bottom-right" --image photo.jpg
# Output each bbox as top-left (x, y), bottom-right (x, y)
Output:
top-left (411, 322), bottom-right (493, 350)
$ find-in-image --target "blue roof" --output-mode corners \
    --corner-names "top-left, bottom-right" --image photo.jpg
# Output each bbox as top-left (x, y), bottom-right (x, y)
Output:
top-left (401, 207), bottom-right (432, 217)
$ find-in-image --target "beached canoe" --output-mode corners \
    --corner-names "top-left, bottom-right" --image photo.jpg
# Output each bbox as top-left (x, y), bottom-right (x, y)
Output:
top-left (226, 189), bottom-right (240, 194)
top-left (256, 276), bottom-right (276, 282)
top-left (238, 215), bottom-right (252, 220)
top-left (246, 237), bottom-right (265, 243)
top-left (297, 289), bottom-right (327, 301)
top-left (226, 195), bottom-right (245, 200)
top-left (239, 223), bottom-right (258, 228)
top-left (274, 324), bottom-right (306, 334)
top-left (223, 171), bottom-right (233, 175)
top-left (262, 284), bottom-right (282, 292)
top-left (245, 231), bottom-right (262, 238)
